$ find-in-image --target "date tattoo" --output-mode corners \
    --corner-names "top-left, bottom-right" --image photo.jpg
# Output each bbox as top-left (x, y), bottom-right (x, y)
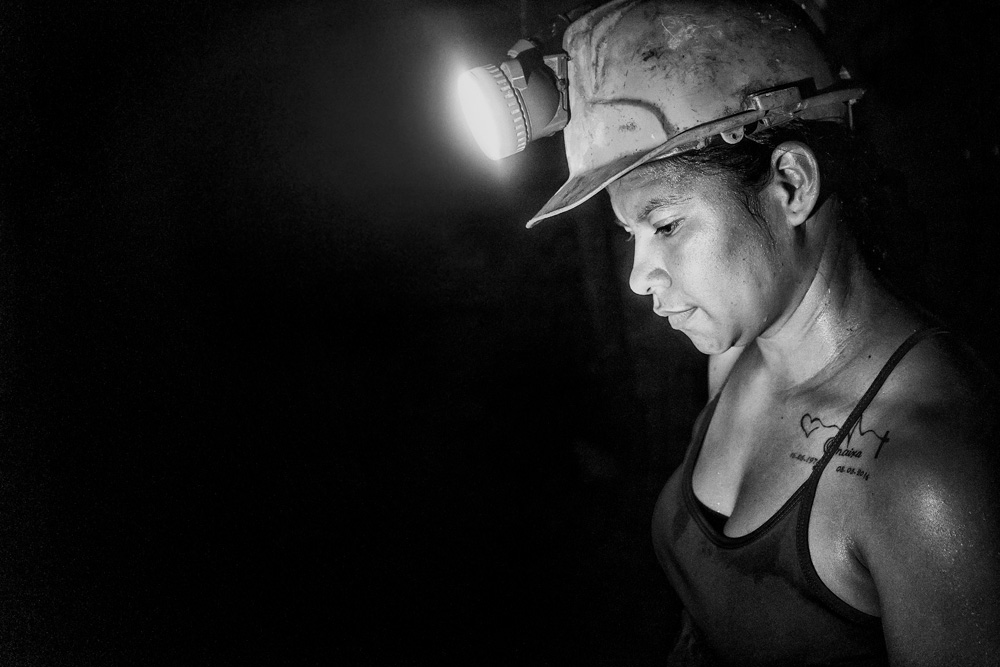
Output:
top-left (788, 412), bottom-right (891, 481)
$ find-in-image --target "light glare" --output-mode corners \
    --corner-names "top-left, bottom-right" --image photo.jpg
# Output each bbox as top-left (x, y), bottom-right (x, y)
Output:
top-left (457, 71), bottom-right (502, 160)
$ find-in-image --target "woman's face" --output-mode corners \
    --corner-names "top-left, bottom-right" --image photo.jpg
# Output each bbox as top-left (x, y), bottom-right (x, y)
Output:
top-left (608, 163), bottom-right (800, 355)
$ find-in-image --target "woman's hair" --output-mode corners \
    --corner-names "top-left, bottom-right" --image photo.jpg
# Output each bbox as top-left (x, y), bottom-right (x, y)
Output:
top-left (651, 120), bottom-right (891, 273)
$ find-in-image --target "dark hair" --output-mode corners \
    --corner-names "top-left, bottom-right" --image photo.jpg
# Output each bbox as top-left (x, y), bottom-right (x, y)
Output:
top-left (654, 120), bottom-right (890, 273)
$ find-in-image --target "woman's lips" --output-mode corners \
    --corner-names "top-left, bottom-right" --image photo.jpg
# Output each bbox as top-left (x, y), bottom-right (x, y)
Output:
top-left (658, 307), bottom-right (696, 327)
top-left (651, 296), bottom-right (696, 326)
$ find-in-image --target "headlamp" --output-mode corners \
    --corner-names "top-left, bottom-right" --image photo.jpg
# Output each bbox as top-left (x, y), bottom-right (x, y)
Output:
top-left (457, 39), bottom-right (569, 161)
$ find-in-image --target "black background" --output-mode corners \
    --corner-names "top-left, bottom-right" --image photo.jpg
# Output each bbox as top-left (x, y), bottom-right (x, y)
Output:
top-left (2, 1), bottom-right (999, 664)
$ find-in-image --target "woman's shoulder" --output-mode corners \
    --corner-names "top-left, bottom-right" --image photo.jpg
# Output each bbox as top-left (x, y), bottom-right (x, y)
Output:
top-left (873, 328), bottom-right (998, 448)
top-left (855, 327), bottom-right (1000, 550)
top-left (849, 329), bottom-right (1000, 662)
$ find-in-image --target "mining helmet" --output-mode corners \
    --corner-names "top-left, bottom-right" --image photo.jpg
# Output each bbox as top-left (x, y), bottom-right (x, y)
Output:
top-left (456, 0), bottom-right (864, 227)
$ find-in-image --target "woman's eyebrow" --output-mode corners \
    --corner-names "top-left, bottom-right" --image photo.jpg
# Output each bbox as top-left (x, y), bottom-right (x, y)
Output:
top-left (639, 194), bottom-right (689, 221)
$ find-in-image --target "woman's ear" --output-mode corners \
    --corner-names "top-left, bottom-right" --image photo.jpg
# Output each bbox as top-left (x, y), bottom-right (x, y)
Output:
top-left (769, 141), bottom-right (821, 227)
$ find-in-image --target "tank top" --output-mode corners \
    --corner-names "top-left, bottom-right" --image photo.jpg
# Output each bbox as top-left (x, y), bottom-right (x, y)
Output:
top-left (652, 328), bottom-right (944, 666)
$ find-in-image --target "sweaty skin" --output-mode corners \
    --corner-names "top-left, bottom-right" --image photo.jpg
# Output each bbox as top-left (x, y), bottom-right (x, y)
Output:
top-left (609, 143), bottom-right (1000, 665)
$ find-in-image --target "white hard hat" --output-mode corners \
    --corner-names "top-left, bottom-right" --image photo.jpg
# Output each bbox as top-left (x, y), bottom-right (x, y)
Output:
top-left (526, 0), bottom-right (863, 227)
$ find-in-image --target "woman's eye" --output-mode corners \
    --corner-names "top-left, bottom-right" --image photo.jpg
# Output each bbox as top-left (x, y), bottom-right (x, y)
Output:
top-left (654, 220), bottom-right (681, 237)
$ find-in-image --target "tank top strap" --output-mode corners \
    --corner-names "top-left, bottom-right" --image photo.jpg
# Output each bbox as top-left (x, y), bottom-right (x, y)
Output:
top-left (792, 326), bottom-right (947, 625)
top-left (808, 326), bottom-right (948, 480)
top-left (682, 394), bottom-right (722, 475)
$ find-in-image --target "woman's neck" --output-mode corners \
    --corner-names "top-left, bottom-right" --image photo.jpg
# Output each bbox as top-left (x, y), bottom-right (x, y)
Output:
top-left (755, 223), bottom-right (914, 390)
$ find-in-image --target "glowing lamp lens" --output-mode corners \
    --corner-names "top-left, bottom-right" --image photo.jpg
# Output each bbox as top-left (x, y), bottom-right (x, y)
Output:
top-left (457, 66), bottom-right (526, 161)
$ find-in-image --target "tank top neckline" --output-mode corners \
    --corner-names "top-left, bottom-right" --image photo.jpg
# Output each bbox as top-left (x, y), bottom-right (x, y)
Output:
top-left (682, 326), bottom-right (947, 549)
top-left (683, 393), bottom-right (812, 548)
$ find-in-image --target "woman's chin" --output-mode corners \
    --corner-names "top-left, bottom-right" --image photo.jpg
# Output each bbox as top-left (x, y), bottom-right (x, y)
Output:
top-left (683, 329), bottom-right (735, 356)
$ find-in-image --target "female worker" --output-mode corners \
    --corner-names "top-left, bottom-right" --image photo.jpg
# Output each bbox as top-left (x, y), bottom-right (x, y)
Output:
top-left (523, 0), bottom-right (1000, 664)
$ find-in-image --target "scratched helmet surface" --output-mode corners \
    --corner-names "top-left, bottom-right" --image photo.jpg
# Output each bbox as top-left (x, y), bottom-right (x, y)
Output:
top-left (527, 0), bottom-right (861, 227)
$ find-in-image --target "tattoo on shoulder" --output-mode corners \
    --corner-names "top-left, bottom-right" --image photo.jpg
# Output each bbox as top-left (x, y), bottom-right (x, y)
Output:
top-left (787, 412), bottom-right (892, 482)
top-left (799, 412), bottom-right (891, 458)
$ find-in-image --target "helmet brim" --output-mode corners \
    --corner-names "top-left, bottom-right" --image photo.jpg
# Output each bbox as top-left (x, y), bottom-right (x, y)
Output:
top-left (526, 90), bottom-right (864, 228)
top-left (526, 151), bottom-right (646, 228)
top-left (525, 109), bottom-right (761, 228)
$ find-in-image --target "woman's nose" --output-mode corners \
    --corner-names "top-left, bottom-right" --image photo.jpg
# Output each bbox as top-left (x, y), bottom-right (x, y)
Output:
top-left (629, 249), bottom-right (671, 295)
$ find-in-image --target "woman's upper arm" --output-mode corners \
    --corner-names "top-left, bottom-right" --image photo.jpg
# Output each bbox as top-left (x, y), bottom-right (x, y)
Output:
top-left (860, 419), bottom-right (1000, 665)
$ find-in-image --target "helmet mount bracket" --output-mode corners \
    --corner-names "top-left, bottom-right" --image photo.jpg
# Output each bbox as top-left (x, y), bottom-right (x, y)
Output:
top-left (497, 47), bottom-right (570, 142)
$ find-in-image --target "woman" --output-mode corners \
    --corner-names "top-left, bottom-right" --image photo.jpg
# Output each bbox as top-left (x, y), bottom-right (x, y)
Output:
top-left (522, 0), bottom-right (1000, 663)
top-left (619, 120), bottom-right (1000, 665)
